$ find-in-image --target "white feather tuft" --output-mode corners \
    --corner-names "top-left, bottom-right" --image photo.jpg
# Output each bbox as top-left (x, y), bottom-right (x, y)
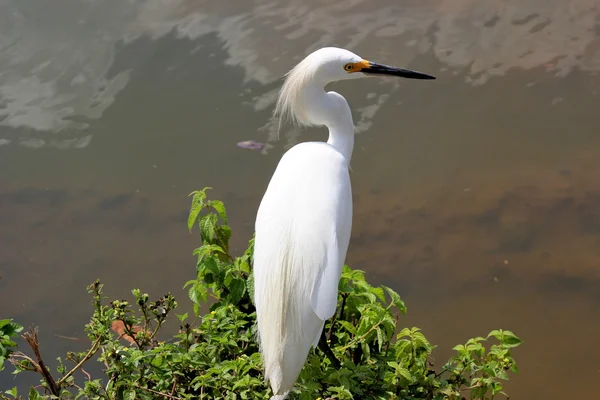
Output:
top-left (273, 55), bottom-right (319, 131)
top-left (254, 227), bottom-right (324, 395)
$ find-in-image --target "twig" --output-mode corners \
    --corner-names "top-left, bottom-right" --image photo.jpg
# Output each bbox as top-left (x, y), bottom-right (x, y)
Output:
top-left (81, 368), bottom-right (92, 381)
top-left (10, 352), bottom-right (40, 372)
top-left (57, 336), bottom-right (102, 386)
top-left (150, 319), bottom-right (164, 340)
top-left (100, 346), bottom-right (110, 369)
top-left (123, 320), bottom-right (143, 349)
top-left (55, 334), bottom-right (82, 341)
top-left (21, 327), bottom-right (61, 396)
top-left (135, 385), bottom-right (184, 399)
top-left (170, 378), bottom-right (177, 396)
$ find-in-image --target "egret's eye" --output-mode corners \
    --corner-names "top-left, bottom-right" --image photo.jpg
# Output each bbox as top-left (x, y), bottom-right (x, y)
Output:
top-left (344, 64), bottom-right (353, 71)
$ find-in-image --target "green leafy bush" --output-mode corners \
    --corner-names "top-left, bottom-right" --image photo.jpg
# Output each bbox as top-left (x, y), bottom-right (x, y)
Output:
top-left (0, 319), bottom-right (22, 372)
top-left (1, 187), bottom-right (521, 399)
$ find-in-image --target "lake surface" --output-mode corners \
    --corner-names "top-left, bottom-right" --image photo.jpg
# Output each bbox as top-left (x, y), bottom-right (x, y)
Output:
top-left (1, 0), bottom-right (600, 397)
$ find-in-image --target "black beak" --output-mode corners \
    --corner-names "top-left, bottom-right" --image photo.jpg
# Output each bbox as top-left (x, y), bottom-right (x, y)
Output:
top-left (362, 62), bottom-right (436, 80)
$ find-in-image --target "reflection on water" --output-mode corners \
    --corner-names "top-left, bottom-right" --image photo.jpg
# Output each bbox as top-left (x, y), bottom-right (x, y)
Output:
top-left (1, 0), bottom-right (600, 398)
top-left (1, 0), bottom-right (598, 147)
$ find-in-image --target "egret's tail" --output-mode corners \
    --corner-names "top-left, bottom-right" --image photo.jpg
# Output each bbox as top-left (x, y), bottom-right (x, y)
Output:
top-left (254, 244), bottom-right (323, 395)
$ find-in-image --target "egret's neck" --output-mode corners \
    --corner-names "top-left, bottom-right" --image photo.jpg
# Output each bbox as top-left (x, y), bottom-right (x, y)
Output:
top-left (301, 83), bottom-right (355, 163)
top-left (326, 121), bottom-right (355, 163)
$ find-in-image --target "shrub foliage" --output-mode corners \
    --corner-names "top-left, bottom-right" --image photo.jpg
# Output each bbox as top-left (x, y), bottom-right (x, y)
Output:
top-left (1, 188), bottom-right (521, 399)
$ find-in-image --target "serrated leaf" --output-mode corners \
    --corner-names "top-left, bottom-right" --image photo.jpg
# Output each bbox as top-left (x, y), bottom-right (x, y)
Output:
top-left (382, 285), bottom-right (407, 314)
top-left (395, 366), bottom-right (413, 382)
top-left (188, 189), bottom-right (210, 232)
top-left (198, 214), bottom-right (217, 242)
top-left (376, 327), bottom-right (385, 352)
top-left (370, 286), bottom-right (386, 302)
top-left (209, 200), bottom-right (228, 224)
top-left (247, 273), bottom-right (255, 304)
top-left (188, 281), bottom-right (207, 305)
top-left (337, 320), bottom-right (357, 335)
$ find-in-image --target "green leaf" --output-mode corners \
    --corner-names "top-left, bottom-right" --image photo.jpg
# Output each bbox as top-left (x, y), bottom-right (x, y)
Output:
top-left (198, 214), bottom-right (218, 242)
top-left (151, 356), bottom-right (164, 367)
top-left (452, 344), bottom-right (465, 351)
top-left (202, 256), bottom-right (221, 278)
top-left (188, 281), bottom-right (207, 305)
top-left (338, 320), bottom-right (357, 335)
top-left (501, 330), bottom-right (523, 348)
top-left (228, 278), bottom-right (246, 304)
top-left (188, 188), bottom-right (211, 232)
top-left (487, 329), bottom-right (502, 340)
top-left (28, 387), bottom-right (41, 400)
top-left (183, 279), bottom-right (196, 289)
top-left (209, 200), bottom-right (228, 224)
top-left (370, 286), bottom-right (386, 303)
top-left (382, 285), bottom-right (407, 314)
top-left (376, 327), bottom-right (385, 352)
top-left (177, 313), bottom-right (188, 323)
top-left (388, 362), bottom-right (413, 382)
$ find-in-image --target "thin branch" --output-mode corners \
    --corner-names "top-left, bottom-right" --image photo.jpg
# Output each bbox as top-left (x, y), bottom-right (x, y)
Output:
top-left (22, 327), bottom-right (60, 396)
top-left (57, 336), bottom-right (102, 386)
top-left (170, 378), bottom-right (177, 396)
top-left (9, 352), bottom-right (39, 372)
top-left (100, 346), bottom-right (110, 369)
top-left (123, 320), bottom-right (143, 349)
top-left (150, 319), bottom-right (164, 340)
top-left (134, 385), bottom-right (184, 399)
top-left (80, 367), bottom-right (92, 381)
top-left (54, 334), bottom-right (82, 341)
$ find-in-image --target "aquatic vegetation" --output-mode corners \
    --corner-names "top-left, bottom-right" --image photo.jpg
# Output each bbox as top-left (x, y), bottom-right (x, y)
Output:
top-left (0, 188), bottom-right (521, 399)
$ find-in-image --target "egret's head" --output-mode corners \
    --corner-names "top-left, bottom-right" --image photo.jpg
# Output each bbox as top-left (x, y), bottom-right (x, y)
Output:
top-left (304, 47), bottom-right (436, 83)
top-left (275, 47), bottom-right (435, 127)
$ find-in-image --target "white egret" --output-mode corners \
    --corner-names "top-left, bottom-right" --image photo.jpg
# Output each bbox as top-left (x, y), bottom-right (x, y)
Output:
top-left (253, 47), bottom-right (435, 398)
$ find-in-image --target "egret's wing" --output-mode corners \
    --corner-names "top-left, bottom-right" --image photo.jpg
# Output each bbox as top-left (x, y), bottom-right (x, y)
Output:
top-left (254, 141), bottom-right (352, 330)
top-left (310, 204), bottom-right (351, 320)
top-left (310, 170), bottom-right (352, 322)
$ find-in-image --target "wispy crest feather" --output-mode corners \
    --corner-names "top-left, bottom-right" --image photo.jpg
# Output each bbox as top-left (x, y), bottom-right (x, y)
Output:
top-left (274, 55), bottom-right (318, 131)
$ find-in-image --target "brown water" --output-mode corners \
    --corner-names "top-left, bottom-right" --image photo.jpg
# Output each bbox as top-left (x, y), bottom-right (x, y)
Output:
top-left (1, 0), bottom-right (600, 397)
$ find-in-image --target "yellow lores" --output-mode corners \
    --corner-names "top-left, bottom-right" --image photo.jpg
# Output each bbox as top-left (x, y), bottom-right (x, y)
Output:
top-left (344, 59), bottom-right (371, 72)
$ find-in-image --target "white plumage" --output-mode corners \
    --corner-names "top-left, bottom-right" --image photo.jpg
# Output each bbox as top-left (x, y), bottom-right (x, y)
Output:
top-left (252, 47), bottom-right (434, 398)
